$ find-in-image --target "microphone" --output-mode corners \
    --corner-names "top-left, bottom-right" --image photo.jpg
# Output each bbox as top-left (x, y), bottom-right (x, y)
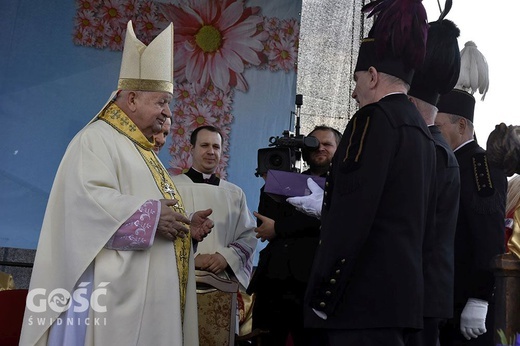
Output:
top-left (295, 94), bottom-right (303, 107)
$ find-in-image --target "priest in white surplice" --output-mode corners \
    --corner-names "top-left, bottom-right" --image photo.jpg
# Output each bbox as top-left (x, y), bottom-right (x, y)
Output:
top-left (171, 126), bottom-right (257, 333)
top-left (19, 21), bottom-right (213, 346)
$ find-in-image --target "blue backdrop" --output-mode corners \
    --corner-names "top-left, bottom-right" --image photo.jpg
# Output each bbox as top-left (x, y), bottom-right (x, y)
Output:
top-left (0, 0), bottom-right (301, 259)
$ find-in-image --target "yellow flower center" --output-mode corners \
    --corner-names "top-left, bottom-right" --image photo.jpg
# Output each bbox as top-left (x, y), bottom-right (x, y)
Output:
top-left (216, 100), bottom-right (223, 107)
top-left (108, 8), bottom-right (118, 18)
top-left (196, 116), bottom-right (205, 125)
top-left (281, 50), bottom-right (289, 60)
top-left (195, 25), bottom-right (222, 53)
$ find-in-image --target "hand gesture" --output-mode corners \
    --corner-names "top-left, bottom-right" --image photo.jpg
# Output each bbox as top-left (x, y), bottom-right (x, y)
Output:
top-left (190, 209), bottom-right (214, 242)
top-left (286, 178), bottom-right (324, 219)
top-left (253, 212), bottom-right (276, 242)
top-left (195, 253), bottom-right (227, 274)
top-left (157, 199), bottom-right (190, 240)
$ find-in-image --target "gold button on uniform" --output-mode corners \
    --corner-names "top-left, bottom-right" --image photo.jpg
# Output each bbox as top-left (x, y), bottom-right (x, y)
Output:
top-left (330, 279), bottom-right (336, 284)
top-left (319, 302), bottom-right (326, 308)
top-left (325, 291), bottom-right (331, 296)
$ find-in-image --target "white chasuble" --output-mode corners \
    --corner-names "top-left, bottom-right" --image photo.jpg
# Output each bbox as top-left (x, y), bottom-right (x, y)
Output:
top-left (19, 104), bottom-right (198, 346)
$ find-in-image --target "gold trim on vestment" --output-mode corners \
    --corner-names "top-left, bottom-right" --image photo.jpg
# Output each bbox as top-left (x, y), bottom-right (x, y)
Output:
top-left (118, 78), bottom-right (173, 94)
top-left (508, 209), bottom-right (520, 259)
top-left (98, 103), bottom-right (191, 320)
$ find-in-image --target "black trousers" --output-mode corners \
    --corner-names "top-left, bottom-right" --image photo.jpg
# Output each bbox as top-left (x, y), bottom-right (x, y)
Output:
top-left (319, 328), bottom-right (415, 346)
top-left (252, 277), bottom-right (319, 346)
top-left (406, 317), bottom-right (446, 346)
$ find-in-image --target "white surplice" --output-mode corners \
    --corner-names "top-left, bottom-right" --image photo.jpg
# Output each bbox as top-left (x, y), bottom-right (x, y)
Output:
top-left (172, 174), bottom-right (257, 288)
top-left (19, 117), bottom-right (198, 346)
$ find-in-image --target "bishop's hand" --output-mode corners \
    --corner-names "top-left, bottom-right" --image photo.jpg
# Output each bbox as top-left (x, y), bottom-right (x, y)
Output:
top-left (157, 199), bottom-right (190, 240)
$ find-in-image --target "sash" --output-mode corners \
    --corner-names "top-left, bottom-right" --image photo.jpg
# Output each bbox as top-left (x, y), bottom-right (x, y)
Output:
top-left (98, 103), bottom-right (191, 319)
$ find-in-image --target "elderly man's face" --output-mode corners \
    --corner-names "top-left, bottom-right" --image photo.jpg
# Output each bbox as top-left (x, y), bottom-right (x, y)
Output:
top-left (153, 117), bottom-right (171, 153)
top-left (435, 112), bottom-right (460, 150)
top-left (352, 70), bottom-right (373, 108)
top-left (132, 91), bottom-right (172, 139)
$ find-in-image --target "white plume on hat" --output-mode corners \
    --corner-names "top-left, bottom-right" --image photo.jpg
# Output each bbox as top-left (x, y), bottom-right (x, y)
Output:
top-left (118, 20), bottom-right (174, 94)
top-left (455, 41), bottom-right (489, 100)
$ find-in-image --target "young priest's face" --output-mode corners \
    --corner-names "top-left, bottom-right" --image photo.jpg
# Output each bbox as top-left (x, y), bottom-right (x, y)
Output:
top-left (191, 129), bottom-right (222, 174)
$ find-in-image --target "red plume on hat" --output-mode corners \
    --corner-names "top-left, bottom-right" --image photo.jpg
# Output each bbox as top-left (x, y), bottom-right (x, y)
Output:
top-left (362, 0), bottom-right (428, 70)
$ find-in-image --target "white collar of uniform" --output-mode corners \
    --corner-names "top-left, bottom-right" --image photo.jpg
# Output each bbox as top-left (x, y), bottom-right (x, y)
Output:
top-left (454, 139), bottom-right (475, 152)
top-left (382, 92), bottom-right (405, 98)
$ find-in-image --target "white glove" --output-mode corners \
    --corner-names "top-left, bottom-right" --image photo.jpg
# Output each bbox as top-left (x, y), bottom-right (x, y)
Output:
top-left (460, 298), bottom-right (488, 340)
top-left (286, 178), bottom-right (323, 219)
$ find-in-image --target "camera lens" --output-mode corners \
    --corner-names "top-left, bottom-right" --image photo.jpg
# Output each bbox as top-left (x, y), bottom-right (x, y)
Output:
top-left (269, 154), bottom-right (283, 167)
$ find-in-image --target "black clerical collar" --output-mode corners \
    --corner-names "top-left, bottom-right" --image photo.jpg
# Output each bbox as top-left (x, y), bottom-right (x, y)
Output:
top-left (185, 167), bottom-right (220, 186)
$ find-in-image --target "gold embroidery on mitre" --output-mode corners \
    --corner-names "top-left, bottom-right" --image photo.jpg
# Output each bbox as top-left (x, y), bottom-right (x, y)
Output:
top-left (118, 78), bottom-right (173, 94)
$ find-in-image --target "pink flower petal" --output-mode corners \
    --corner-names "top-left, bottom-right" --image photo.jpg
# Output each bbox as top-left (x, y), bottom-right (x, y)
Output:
top-left (217, 1), bottom-right (244, 31)
top-left (220, 47), bottom-right (245, 73)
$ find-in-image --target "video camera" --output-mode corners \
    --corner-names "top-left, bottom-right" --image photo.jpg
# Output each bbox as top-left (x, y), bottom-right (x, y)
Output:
top-left (255, 94), bottom-right (319, 176)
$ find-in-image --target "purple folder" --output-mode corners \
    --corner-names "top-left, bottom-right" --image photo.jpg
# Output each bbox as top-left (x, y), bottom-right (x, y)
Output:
top-left (264, 169), bottom-right (326, 201)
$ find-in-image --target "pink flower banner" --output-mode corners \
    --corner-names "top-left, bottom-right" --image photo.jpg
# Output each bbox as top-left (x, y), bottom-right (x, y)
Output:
top-left (73, 0), bottom-right (300, 179)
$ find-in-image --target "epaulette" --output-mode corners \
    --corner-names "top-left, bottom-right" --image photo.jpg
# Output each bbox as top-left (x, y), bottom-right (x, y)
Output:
top-left (472, 153), bottom-right (494, 197)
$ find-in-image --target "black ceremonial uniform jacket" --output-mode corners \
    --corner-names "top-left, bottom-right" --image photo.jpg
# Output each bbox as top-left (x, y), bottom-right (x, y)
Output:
top-left (423, 126), bottom-right (460, 319)
top-left (452, 140), bottom-right (506, 309)
top-left (304, 93), bottom-right (436, 330)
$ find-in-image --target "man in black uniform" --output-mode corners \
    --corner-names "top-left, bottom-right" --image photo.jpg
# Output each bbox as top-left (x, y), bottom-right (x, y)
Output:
top-left (435, 44), bottom-right (507, 344)
top-left (288, 1), bottom-right (435, 345)
top-left (406, 15), bottom-right (462, 346)
top-left (247, 125), bottom-right (341, 346)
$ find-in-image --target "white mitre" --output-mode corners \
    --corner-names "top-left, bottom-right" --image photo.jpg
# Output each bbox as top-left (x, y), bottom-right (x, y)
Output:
top-left (118, 20), bottom-right (174, 94)
top-left (93, 20), bottom-right (174, 120)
